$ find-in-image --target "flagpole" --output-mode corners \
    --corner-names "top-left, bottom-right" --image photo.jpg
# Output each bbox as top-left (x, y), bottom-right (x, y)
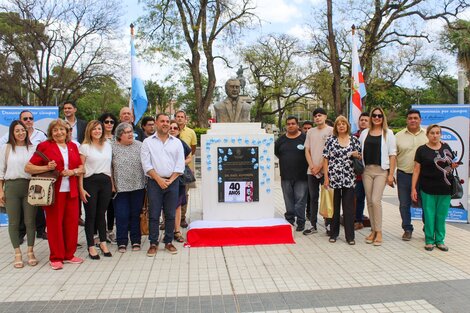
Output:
top-left (349, 25), bottom-right (355, 123)
top-left (129, 24), bottom-right (134, 115)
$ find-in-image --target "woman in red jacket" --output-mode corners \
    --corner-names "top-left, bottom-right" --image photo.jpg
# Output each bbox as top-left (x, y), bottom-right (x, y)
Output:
top-left (25, 119), bottom-right (85, 270)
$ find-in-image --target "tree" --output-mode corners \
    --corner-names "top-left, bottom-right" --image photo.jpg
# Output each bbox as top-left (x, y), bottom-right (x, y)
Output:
top-left (145, 80), bottom-right (177, 115)
top-left (442, 19), bottom-right (470, 102)
top-left (138, 0), bottom-right (257, 127)
top-left (76, 76), bottom-right (127, 121)
top-left (242, 34), bottom-right (315, 130)
top-left (308, 0), bottom-right (468, 113)
top-left (0, 0), bottom-right (123, 106)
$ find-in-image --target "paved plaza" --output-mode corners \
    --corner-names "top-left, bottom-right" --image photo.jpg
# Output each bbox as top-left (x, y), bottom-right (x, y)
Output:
top-left (0, 179), bottom-right (469, 313)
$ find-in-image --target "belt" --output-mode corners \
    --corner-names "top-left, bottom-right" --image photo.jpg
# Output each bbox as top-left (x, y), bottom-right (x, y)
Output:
top-left (397, 169), bottom-right (412, 175)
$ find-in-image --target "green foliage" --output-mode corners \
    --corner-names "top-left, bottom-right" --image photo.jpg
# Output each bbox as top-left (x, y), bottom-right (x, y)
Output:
top-left (145, 80), bottom-right (177, 115)
top-left (193, 127), bottom-right (208, 146)
top-left (75, 77), bottom-right (127, 121)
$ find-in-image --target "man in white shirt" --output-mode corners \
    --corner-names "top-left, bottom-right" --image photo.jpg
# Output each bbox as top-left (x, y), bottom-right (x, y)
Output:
top-left (0, 110), bottom-right (47, 146)
top-left (141, 113), bottom-right (185, 256)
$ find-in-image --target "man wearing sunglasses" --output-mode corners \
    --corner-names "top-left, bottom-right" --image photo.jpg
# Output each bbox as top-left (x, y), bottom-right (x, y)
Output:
top-left (62, 101), bottom-right (87, 144)
top-left (0, 110), bottom-right (47, 145)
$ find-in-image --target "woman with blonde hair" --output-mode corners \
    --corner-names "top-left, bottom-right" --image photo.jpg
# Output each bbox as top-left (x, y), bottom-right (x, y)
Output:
top-left (323, 116), bottom-right (361, 245)
top-left (359, 107), bottom-right (396, 246)
top-left (79, 120), bottom-right (113, 259)
top-left (25, 119), bottom-right (84, 270)
top-left (0, 120), bottom-right (37, 268)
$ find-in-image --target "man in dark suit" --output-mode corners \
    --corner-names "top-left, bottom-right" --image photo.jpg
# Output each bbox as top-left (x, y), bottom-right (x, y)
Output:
top-left (63, 101), bottom-right (87, 144)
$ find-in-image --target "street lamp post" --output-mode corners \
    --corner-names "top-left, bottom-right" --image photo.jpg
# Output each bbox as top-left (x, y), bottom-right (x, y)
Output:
top-left (52, 88), bottom-right (60, 106)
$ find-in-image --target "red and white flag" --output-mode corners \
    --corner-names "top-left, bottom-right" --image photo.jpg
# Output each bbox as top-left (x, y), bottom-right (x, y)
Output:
top-left (349, 27), bottom-right (366, 133)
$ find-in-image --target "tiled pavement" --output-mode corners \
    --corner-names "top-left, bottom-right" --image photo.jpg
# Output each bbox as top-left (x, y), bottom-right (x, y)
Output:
top-left (0, 180), bottom-right (469, 313)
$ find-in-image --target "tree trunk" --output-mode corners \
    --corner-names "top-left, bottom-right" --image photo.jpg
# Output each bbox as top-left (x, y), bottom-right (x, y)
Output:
top-left (326, 0), bottom-right (342, 114)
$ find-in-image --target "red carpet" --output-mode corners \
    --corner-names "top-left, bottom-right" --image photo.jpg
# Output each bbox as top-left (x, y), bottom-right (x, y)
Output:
top-left (185, 218), bottom-right (295, 247)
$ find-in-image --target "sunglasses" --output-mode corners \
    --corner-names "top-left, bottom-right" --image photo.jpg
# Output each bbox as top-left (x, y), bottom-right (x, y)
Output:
top-left (371, 114), bottom-right (383, 118)
top-left (103, 120), bottom-right (115, 125)
top-left (169, 126), bottom-right (179, 130)
top-left (22, 117), bottom-right (34, 121)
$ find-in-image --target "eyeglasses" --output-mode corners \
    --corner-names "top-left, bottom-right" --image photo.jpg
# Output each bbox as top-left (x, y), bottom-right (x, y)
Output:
top-left (103, 120), bottom-right (115, 125)
top-left (22, 117), bottom-right (34, 121)
top-left (169, 126), bottom-right (179, 130)
top-left (371, 114), bottom-right (383, 118)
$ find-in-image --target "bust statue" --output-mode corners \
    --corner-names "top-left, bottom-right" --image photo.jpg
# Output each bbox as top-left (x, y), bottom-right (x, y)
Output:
top-left (214, 78), bottom-right (251, 123)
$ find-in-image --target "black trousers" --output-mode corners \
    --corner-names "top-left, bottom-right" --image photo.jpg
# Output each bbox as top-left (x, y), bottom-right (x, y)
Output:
top-left (331, 187), bottom-right (355, 242)
top-left (83, 174), bottom-right (113, 247)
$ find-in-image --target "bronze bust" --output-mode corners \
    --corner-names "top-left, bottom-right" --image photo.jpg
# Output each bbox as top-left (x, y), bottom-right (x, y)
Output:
top-left (214, 78), bottom-right (251, 123)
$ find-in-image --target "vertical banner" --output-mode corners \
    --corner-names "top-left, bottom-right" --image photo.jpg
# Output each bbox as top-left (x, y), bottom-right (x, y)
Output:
top-left (218, 146), bottom-right (259, 203)
top-left (411, 104), bottom-right (469, 223)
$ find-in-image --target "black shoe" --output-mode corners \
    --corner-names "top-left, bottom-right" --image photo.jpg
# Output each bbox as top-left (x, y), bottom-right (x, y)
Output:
top-left (78, 218), bottom-right (85, 227)
top-left (103, 251), bottom-right (112, 257)
top-left (296, 225), bottom-right (305, 232)
top-left (88, 253), bottom-right (100, 260)
top-left (19, 237), bottom-right (25, 245)
top-left (180, 220), bottom-right (189, 228)
top-left (302, 226), bottom-right (317, 236)
top-left (37, 232), bottom-right (48, 240)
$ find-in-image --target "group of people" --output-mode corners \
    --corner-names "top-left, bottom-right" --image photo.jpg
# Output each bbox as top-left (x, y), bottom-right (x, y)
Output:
top-left (275, 107), bottom-right (460, 251)
top-left (0, 104), bottom-right (197, 270)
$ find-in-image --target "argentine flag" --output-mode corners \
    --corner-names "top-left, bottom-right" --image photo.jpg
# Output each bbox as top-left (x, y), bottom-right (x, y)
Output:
top-left (130, 35), bottom-right (148, 125)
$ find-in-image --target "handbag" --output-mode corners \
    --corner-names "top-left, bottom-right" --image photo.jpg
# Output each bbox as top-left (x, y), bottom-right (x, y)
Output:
top-left (0, 144), bottom-right (12, 213)
top-left (351, 157), bottom-right (364, 175)
top-left (451, 168), bottom-right (463, 200)
top-left (182, 165), bottom-right (196, 184)
top-left (140, 191), bottom-right (149, 235)
top-left (27, 151), bottom-right (60, 207)
top-left (319, 185), bottom-right (334, 218)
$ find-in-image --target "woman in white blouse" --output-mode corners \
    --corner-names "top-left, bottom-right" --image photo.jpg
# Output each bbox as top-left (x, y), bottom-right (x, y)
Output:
top-left (0, 120), bottom-right (37, 268)
top-left (79, 120), bottom-right (113, 259)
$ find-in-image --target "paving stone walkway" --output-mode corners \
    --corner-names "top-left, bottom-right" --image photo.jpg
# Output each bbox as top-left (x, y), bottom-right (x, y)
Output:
top-left (0, 180), bottom-right (468, 313)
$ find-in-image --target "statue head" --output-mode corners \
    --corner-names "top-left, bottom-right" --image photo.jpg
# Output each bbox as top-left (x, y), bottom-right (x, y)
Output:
top-left (225, 78), bottom-right (241, 100)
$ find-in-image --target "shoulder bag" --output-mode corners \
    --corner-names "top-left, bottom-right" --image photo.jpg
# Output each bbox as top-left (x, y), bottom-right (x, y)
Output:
top-left (28, 150), bottom-right (60, 207)
top-left (182, 165), bottom-right (196, 185)
top-left (350, 136), bottom-right (364, 175)
top-left (451, 168), bottom-right (463, 200)
top-left (0, 144), bottom-right (11, 213)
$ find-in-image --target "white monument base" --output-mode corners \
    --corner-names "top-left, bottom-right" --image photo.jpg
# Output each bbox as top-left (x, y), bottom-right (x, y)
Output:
top-left (186, 123), bottom-right (294, 247)
top-left (201, 123), bottom-right (275, 220)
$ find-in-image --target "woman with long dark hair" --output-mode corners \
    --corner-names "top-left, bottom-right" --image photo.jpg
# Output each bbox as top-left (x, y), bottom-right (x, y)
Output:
top-left (0, 120), bottom-right (37, 268)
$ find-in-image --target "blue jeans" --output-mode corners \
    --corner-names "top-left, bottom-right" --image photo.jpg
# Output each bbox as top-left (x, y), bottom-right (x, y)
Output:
top-left (147, 179), bottom-right (179, 244)
top-left (113, 189), bottom-right (145, 247)
top-left (281, 180), bottom-right (308, 227)
top-left (397, 170), bottom-right (414, 232)
top-left (354, 180), bottom-right (365, 222)
top-left (308, 175), bottom-right (323, 226)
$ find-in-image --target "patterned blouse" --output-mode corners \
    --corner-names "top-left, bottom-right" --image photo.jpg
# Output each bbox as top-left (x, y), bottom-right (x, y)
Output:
top-left (323, 135), bottom-right (361, 189)
top-left (111, 140), bottom-right (145, 192)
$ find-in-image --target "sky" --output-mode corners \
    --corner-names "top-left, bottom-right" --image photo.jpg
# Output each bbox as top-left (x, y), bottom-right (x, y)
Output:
top-left (117, 0), bottom-right (466, 90)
